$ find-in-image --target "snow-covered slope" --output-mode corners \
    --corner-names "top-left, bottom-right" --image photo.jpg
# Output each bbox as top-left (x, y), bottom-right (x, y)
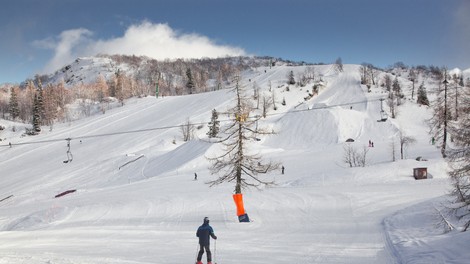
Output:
top-left (45, 57), bottom-right (124, 86)
top-left (0, 64), bottom-right (466, 263)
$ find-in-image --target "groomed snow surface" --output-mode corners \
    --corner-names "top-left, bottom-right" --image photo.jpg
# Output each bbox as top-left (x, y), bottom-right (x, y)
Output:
top-left (0, 65), bottom-right (467, 263)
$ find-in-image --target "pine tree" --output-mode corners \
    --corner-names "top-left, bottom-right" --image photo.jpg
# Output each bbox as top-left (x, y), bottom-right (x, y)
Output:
top-left (288, 70), bottom-right (295, 85)
top-left (186, 68), bottom-right (195, 94)
top-left (417, 82), bottom-right (429, 106)
top-left (36, 80), bottom-right (45, 122)
top-left (207, 76), bottom-right (279, 194)
top-left (32, 94), bottom-right (41, 133)
top-left (8, 87), bottom-right (20, 120)
top-left (207, 109), bottom-right (220, 138)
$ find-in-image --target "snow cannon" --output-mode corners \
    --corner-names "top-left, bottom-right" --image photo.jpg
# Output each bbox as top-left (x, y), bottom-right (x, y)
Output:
top-left (233, 193), bottom-right (250, 222)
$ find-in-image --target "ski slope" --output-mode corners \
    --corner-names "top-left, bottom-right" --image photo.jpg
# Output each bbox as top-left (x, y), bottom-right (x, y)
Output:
top-left (0, 64), bottom-right (466, 263)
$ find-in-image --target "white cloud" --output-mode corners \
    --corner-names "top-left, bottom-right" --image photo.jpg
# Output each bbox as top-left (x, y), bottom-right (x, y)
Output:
top-left (36, 28), bottom-right (93, 73)
top-left (36, 22), bottom-right (246, 74)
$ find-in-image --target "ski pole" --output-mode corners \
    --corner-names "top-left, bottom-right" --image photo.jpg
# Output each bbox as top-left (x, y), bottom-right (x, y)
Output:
top-left (195, 243), bottom-right (199, 263)
top-left (214, 239), bottom-right (217, 264)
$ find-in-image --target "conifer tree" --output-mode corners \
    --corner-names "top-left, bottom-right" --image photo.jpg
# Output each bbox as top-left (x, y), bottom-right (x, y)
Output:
top-left (186, 68), bottom-right (195, 94)
top-left (288, 70), bottom-right (295, 85)
top-left (417, 82), bottom-right (429, 106)
top-left (32, 94), bottom-right (41, 133)
top-left (8, 87), bottom-right (20, 120)
top-left (36, 79), bottom-right (45, 122)
top-left (207, 109), bottom-right (220, 138)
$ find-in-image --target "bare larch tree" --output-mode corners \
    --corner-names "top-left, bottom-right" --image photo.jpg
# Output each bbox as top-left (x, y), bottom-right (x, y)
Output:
top-left (207, 76), bottom-right (279, 193)
top-left (447, 81), bottom-right (470, 231)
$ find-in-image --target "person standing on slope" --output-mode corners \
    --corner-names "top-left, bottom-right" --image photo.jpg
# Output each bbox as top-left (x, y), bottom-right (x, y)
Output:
top-left (196, 217), bottom-right (217, 264)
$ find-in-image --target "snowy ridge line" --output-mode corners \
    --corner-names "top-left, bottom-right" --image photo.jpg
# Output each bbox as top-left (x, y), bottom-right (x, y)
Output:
top-left (0, 98), bottom-right (383, 148)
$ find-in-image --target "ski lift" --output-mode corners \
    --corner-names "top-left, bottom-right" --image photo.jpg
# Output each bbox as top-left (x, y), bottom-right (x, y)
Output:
top-left (377, 98), bottom-right (388, 122)
top-left (63, 138), bottom-right (73, 163)
top-left (378, 110), bottom-right (388, 122)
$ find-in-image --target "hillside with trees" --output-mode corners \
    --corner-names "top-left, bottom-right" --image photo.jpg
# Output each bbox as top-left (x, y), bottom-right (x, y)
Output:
top-left (0, 58), bottom-right (470, 263)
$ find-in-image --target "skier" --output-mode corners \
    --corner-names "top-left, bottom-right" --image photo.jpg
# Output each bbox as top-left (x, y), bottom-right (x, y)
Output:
top-left (196, 217), bottom-right (217, 264)
top-left (194, 173), bottom-right (198, 180)
top-left (281, 165), bottom-right (285, 174)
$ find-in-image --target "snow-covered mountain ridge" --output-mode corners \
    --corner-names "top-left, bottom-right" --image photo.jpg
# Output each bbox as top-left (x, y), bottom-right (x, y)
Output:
top-left (26, 55), bottom-right (470, 89)
top-left (31, 55), bottom-right (305, 88)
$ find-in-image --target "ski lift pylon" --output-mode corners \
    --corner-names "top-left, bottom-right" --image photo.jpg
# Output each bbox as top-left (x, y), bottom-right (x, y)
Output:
top-left (63, 138), bottom-right (73, 163)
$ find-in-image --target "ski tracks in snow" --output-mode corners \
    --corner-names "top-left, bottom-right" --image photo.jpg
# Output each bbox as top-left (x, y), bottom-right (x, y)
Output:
top-left (261, 187), bottom-right (400, 264)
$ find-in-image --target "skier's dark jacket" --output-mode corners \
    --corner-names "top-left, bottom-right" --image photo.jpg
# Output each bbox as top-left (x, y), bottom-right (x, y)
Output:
top-left (196, 220), bottom-right (216, 246)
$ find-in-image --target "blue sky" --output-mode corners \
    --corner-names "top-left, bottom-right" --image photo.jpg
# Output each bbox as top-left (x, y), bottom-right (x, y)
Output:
top-left (1, 0), bottom-right (469, 84)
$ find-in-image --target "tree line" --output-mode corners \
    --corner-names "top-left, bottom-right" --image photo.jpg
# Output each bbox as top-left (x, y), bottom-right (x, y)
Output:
top-left (1, 56), bottom-right (279, 131)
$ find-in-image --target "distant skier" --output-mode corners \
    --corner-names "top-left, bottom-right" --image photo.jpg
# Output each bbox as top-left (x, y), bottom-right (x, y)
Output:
top-left (281, 165), bottom-right (285, 174)
top-left (196, 217), bottom-right (217, 264)
top-left (194, 173), bottom-right (198, 180)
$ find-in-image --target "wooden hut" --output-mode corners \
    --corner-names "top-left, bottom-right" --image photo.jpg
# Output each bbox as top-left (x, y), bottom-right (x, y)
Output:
top-left (413, 168), bottom-right (428, 180)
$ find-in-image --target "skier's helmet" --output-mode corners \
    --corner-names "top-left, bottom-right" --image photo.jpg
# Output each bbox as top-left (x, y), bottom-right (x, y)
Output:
top-left (203, 217), bottom-right (209, 224)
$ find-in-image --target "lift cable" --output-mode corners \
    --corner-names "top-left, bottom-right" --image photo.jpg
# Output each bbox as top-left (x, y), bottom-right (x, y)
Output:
top-left (0, 97), bottom-right (383, 148)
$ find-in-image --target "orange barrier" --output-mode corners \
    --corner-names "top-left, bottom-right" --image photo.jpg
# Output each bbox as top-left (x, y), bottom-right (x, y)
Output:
top-left (232, 193), bottom-right (246, 216)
